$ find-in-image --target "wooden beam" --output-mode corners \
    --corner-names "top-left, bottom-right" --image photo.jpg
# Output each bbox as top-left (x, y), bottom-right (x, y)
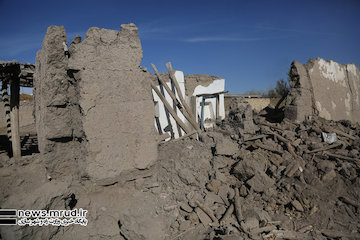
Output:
top-left (151, 64), bottom-right (182, 137)
top-left (150, 80), bottom-right (191, 134)
top-left (152, 64), bottom-right (202, 134)
top-left (10, 80), bottom-right (21, 158)
top-left (196, 91), bottom-right (229, 97)
top-left (216, 94), bottom-right (220, 120)
top-left (166, 62), bottom-right (202, 133)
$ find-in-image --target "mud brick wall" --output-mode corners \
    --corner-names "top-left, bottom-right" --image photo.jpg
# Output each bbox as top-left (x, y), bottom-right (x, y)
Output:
top-left (35, 24), bottom-right (158, 181)
top-left (285, 58), bottom-right (360, 123)
top-left (34, 26), bottom-right (85, 178)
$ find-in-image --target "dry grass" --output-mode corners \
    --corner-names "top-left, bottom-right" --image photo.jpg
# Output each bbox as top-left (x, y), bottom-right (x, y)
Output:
top-left (20, 94), bottom-right (33, 101)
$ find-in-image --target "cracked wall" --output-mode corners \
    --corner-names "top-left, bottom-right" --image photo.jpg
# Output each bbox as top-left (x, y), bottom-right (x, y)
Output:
top-left (34, 26), bottom-right (85, 179)
top-left (35, 24), bottom-right (158, 181)
top-left (285, 58), bottom-right (360, 123)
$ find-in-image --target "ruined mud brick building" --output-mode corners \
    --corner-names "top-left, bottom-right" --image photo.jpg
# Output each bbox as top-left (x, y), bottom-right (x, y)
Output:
top-left (285, 58), bottom-right (360, 123)
top-left (34, 24), bottom-right (158, 182)
top-left (34, 24), bottom-right (226, 183)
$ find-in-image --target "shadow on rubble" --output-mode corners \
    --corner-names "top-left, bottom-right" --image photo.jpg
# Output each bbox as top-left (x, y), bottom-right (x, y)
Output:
top-left (259, 95), bottom-right (287, 123)
top-left (259, 106), bottom-right (285, 123)
top-left (0, 134), bottom-right (39, 158)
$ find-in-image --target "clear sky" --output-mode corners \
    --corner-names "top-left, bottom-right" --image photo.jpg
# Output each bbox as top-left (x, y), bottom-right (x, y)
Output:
top-left (1, 0), bottom-right (359, 94)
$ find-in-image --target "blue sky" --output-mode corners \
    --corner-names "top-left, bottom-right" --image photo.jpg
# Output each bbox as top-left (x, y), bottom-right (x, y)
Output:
top-left (1, 0), bottom-right (359, 94)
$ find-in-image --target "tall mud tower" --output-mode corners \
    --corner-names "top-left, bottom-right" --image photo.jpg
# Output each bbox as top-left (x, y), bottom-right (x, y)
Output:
top-left (34, 24), bottom-right (158, 182)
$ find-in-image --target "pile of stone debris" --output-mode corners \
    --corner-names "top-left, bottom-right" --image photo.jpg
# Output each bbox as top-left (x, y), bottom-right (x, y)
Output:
top-left (148, 98), bottom-right (360, 240)
top-left (0, 98), bottom-right (359, 240)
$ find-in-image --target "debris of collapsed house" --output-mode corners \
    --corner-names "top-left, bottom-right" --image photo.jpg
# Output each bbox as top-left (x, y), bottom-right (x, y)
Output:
top-left (151, 98), bottom-right (360, 239)
top-left (0, 23), bottom-right (359, 240)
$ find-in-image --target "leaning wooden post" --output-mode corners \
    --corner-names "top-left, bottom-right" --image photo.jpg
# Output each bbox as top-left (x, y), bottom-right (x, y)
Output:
top-left (1, 81), bottom-right (12, 141)
top-left (166, 62), bottom-right (202, 132)
top-left (216, 94), bottom-right (220, 120)
top-left (151, 64), bottom-right (201, 134)
top-left (10, 79), bottom-right (21, 158)
top-left (150, 80), bottom-right (191, 134)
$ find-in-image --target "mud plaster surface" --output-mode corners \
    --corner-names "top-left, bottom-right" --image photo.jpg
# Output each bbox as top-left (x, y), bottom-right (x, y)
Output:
top-left (35, 24), bottom-right (158, 181)
top-left (184, 74), bottom-right (220, 96)
top-left (285, 58), bottom-right (360, 123)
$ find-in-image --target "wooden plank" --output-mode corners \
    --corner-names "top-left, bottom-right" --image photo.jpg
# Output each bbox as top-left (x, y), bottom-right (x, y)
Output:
top-left (166, 62), bottom-right (202, 133)
top-left (151, 64), bottom-right (182, 137)
top-left (150, 80), bottom-right (191, 134)
top-left (157, 132), bottom-right (171, 143)
top-left (170, 130), bottom-right (197, 142)
top-left (196, 91), bottom-right (229, 97)
top-left (171, 79), bottom-right (182, 137)
top-left (305, 142), bottom-right (342, 154)
top-left (10, 80), bottom-right (21, 158)
top-left (333, 129), bottom-right (357, 140)
top-left (216, 94), bottom-right (220, 120)
top-left (157, 63), bottom-right (201, 134)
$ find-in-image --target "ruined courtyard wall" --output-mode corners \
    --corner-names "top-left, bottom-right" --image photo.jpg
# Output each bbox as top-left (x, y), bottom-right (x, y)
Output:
top-left (285, 58), bottom-right (360, 123)
top-left (35, 24), bottom-right (158, 181)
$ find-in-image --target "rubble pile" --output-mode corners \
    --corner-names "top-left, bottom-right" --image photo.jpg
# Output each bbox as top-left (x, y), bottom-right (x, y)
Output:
top-left (0, 97), bottom-right (359, 239)
top-left (150, 98), bottom-right (360, 239)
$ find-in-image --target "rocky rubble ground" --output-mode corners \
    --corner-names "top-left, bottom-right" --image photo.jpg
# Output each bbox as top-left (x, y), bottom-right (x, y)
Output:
top-left (147, 99), bottom-right (360, 240)
top-left (0, 99), bottom-right (359, 240)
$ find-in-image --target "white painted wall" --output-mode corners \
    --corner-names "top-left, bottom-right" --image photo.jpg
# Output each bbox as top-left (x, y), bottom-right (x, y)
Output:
top-left (152, 71), bottom-right (186, 140)
top-left (153, 71), bottom-right (226, 140)
top-left (190, 79), bottom-right (226, 129)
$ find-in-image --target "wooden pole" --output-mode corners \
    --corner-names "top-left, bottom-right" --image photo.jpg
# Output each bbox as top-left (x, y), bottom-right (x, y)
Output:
top-left (166, 62), bottom-right (202, 133)
top-left (151, 64), bottom-right (182, 137)
top-left (1, 81), bottom-right (11, 141)
top-left (151, 64), bottom-right (201, 134)
top-left (10, 80), bottom-right (21, 158)
top-left (150, 80), bottom-right (191, 134)
top-left (171, 80), bottom-right (182, 137)
top-left (216, 95), bottom-right (220, 120)
top-left (200, 97), bottom-right (205, 130)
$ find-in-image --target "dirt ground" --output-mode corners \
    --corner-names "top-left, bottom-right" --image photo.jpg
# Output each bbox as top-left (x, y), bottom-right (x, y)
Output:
top-left (0, 99), bottom-right (359, 240)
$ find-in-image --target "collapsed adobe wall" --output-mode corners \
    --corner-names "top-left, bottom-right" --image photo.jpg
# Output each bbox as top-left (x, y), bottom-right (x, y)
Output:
top-left (285, 58), bottom-right (360, 123)
top-left (34, 26), bottom-right (85, 178)
top-left (34, 24), bottom-right (158, 181)
top-left (184, 74), bottom-right (220, 96)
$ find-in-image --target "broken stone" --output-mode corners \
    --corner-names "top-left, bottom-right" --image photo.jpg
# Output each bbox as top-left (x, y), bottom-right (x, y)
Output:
top-left (214, 204), bottom-right (227, 219)
top-left (241, 217), bottom-right (259, 232)
top-left (195, 207), bottom-right (212, 227)
top-left (205, 192), bottom-right (224, 206)
top-left (247, 172), bottom-right (275, 193)
top-left (216, 137), bottom-right (239, 156)
top-left (188, 212), bottom-right (198, 223)
top-left (206, 179), bottom-right (222, 193)
top-left (233, 156), bottom-right (266, 181)
top-left (292, 200), bottom-right (304, 212)
top-left (179, 202), bottom-right (193, 213)
top-left (218, 186), bottom-right (230, 206)
top-left (317, 160), bottom-right (336, 173)
top-left (213, 156), bottom-right (231, 170)
top-left (179, 220), bottom-right (191, 231)
top-left (322, 169), bottom-right (337, 181)
top-left (239, 185), bottom-right (248, 197)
